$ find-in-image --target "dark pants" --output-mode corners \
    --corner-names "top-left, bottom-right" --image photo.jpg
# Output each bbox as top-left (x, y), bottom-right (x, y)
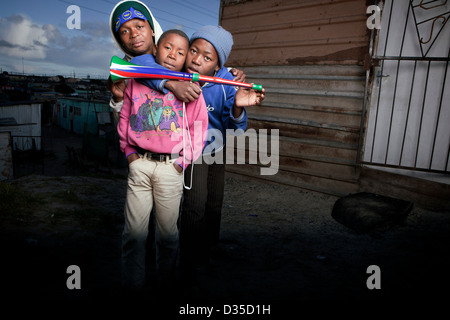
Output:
top-left (179, 159), bottom-right (225, 282)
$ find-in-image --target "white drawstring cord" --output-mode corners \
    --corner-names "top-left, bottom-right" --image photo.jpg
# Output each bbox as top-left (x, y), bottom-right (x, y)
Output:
top-left (182, 101), bottom-right (194, 190)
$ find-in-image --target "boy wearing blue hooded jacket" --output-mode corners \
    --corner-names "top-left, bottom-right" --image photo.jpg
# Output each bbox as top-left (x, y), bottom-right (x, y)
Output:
top-left (180, 25), bottom-right (264, 286)
top-left (131, 25), bottom-right (265, 287)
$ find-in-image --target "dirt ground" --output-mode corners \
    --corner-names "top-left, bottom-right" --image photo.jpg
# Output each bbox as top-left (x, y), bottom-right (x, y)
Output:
top-left (1, 125), bottom-right (450, 310)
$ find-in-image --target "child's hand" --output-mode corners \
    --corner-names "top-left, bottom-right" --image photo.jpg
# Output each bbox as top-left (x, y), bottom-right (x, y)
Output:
top-left (232, 87), bottom-right (265, 118)
top-left (234, 87), bottom-right (265, 107)
top-left (166, 81), bottom-right (202, 103)
top-left (108, 76), bottom-right (126, 103)
top-left (173, 163), bottom-right (183, 173)
top-left (230, 68), bottom-right (246, 82)
top-left (127, 153), bottom-right (139, 165)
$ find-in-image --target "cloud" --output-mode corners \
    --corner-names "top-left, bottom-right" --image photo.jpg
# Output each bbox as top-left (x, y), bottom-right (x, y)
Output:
top-left (0, 14), bottom-right (121, 77)
top-left (0, 14), bottom-right (48, 58)
top-left (43, 23), bottom-right (68, 47)
top-left (82, 21), bottom-right (111, 38)
top-left (0, 39), bottom-right (24, 49)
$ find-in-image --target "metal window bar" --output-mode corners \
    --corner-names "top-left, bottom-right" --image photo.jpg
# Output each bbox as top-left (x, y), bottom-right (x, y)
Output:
top-left (413, 0), bottom-right (448, 10)
top-left (414, 60), bottom-right (432, 168)
top-left (384, 1), bottom-right (413, 164)
top-left (399, 60), bottom-right (418, 166)
top-left (361, 0), bottom-right (450, 174)
top-left (411, 0), bottom-right (449, 57)
top-left (369, 0), bottom-right (395, 164)
top-left (430, 48), bottom-right (450, 171)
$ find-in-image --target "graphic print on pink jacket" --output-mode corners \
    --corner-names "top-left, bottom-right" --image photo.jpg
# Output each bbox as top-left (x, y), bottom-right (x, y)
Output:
top-left (118, 79), bottom-right (208, 170)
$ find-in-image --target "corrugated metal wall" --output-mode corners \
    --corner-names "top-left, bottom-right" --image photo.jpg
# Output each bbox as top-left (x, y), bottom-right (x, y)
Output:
top-left (58, 98), bottom-right (111, 135)
top-left (220, 0), bottom-right (370, 196)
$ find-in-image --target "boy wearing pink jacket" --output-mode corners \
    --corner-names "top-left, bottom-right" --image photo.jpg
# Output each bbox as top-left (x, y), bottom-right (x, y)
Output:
top-left (117, 28), bottom-right (208, 290)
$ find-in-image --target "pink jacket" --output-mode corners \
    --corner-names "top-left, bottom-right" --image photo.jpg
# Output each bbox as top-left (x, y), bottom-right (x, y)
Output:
top-left (118, 79), bottom-right (208, 169)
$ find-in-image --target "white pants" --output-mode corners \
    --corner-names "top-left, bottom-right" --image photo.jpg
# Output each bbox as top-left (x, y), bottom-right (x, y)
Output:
top-left (121, 154), bottom-right (183, 289)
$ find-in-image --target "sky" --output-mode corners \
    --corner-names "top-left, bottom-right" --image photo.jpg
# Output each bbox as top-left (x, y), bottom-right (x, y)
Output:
top-left (0, 0), bottom-right (221, 79)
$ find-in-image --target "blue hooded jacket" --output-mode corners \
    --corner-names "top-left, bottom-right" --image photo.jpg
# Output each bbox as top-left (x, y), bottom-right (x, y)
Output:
top-left (130, 54), bottom-right (248, 155)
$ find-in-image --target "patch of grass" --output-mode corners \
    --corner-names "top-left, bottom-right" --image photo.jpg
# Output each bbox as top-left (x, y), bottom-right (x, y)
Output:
top-left (0, 181), bottom-right (45, 222)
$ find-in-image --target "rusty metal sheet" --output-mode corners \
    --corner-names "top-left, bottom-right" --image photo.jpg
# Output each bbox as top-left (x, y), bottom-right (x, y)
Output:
top-left (221, 0), bottom-right (369, 67)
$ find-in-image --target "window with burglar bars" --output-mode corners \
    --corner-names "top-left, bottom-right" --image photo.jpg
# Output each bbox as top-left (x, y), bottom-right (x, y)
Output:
top-left (362, 0), bottom-right (450, 173)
